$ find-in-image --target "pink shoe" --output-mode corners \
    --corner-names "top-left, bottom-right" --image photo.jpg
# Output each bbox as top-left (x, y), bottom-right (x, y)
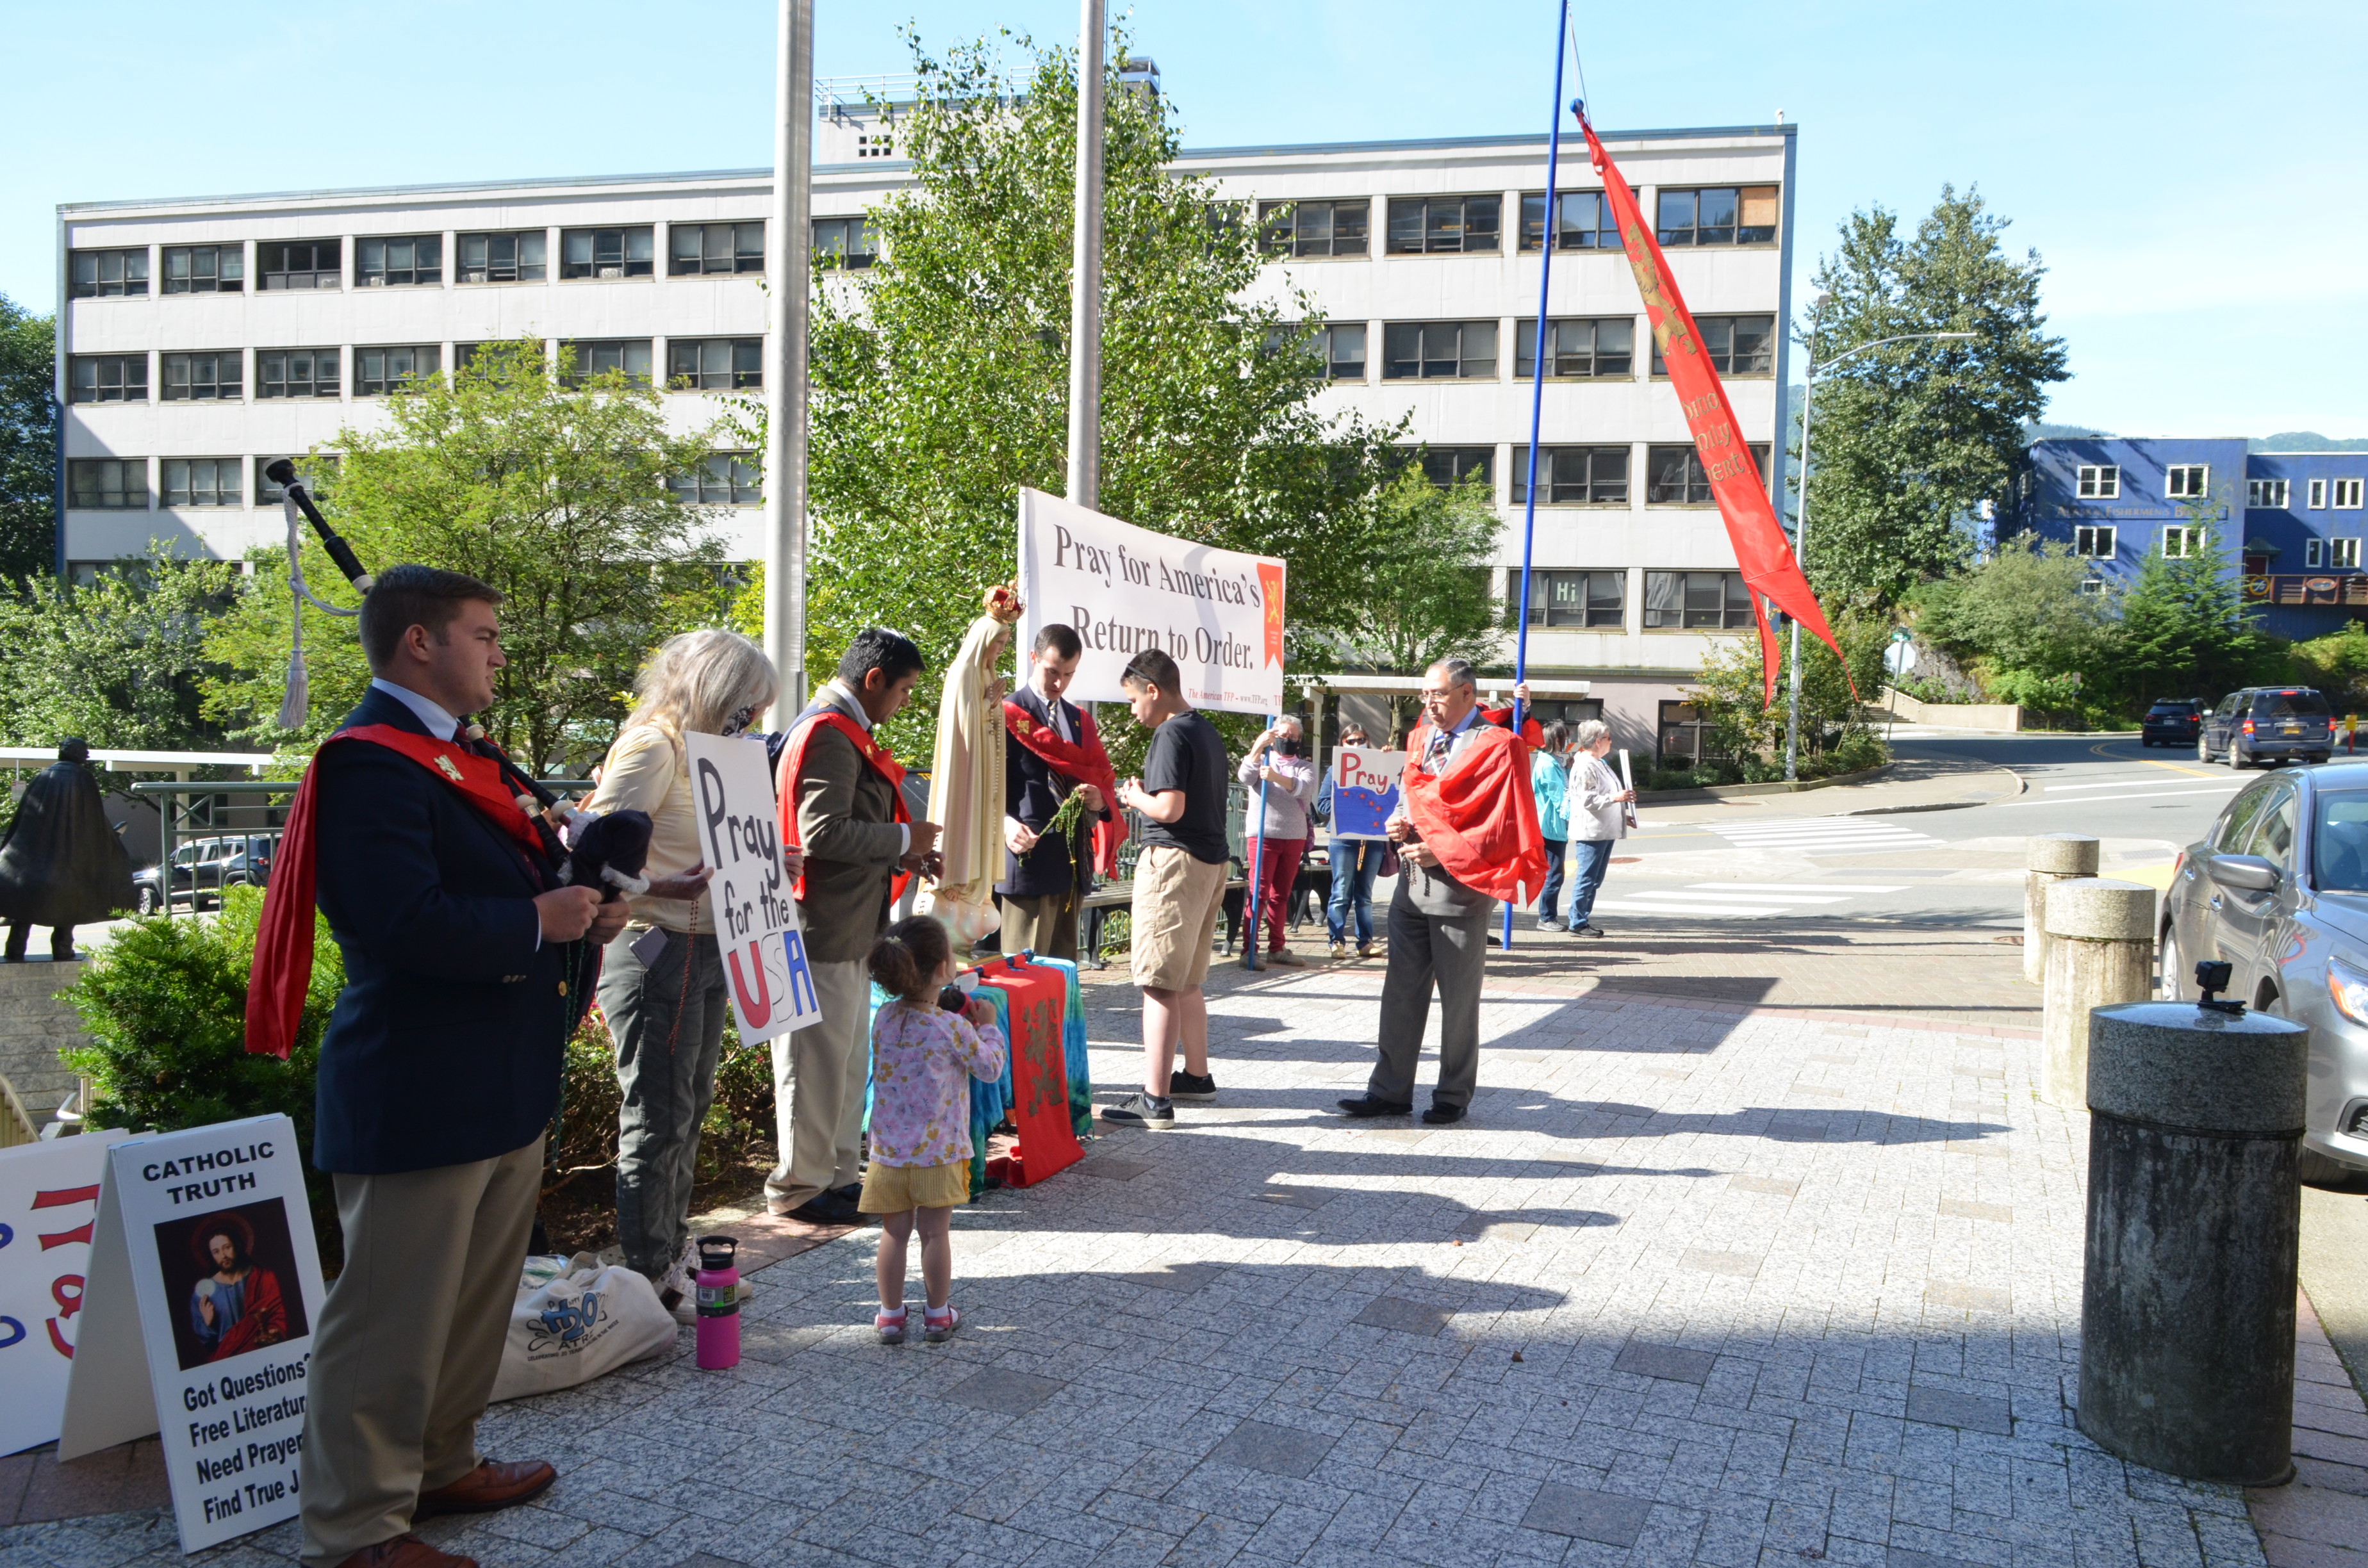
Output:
top-left (875, 1307), bottom-right (907, 1344)
top-left (923, 1305), bottom-right (961, 1343)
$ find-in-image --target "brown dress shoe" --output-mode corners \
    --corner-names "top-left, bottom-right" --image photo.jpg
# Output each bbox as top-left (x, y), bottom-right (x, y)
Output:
top-left (414, 1458), bottom-right (557, 1517)
top-left (334, 1534), bottom-right (477, 1568)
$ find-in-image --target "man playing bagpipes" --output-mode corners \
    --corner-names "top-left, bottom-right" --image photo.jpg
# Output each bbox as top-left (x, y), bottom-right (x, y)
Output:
top-left (1336, 657), bottom-right (1547, 1127)
top-left (247, 566), bottom-right (708, 1568)
top-left (999, 622), bottom-right (1125, 963)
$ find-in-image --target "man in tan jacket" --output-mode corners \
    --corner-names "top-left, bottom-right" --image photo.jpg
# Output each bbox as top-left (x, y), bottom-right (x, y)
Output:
top-left (768, 629), bottom-right (939, 1225)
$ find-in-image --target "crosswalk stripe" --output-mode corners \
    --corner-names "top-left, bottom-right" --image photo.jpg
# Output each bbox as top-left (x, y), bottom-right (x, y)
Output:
top-left (1588, 898), bottom-right (1793, 918)
top-left (1688, 883), bottom-right (1911, 893)
top-left (1623, 890), bottom-right (1851, 904)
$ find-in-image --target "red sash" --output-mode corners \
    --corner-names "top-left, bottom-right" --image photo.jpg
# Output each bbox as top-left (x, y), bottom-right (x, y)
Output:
top-left (1402, 721), bottom-right (1549, 904)
top-left (1001, 698), bottom-right (1127, 879)
top-left (778, 709), bottom-right (912, 905)
top-left (244, 724), bottom-right (550, 1060)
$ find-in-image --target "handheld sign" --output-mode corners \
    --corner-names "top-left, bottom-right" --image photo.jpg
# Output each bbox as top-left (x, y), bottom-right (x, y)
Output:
top-left (686, 731), bottom-right (822, 1045)
top-left (58, 1114), bottom-right (325, 1553)
top-left (0, 1129), bottom-right (129, 1456)
top-left (1328, 748), bottom-right (1408, 840)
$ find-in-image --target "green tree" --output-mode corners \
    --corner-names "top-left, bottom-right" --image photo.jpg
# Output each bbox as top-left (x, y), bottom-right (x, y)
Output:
top-left (1690, 612), bottom-right (1889, 778)
top-left (2290, 623), bottom-right (2368, 714)
top-left (2112, 501), bottom-right (2284, 711)
top-left (0, 295), bottom-right (56, 584)
top-left (1913, 535), bottom-right (2116, 708)
top-left (792, 29), bottom-right (1398, 760)
top-left (1329, 468), bottom-right (1502, 732)
top-left (1800, 187), bottom-right (2070, 608)
top-left (0, 543), bottom-right (242, 751)
top-left (204, 340), bottom-right (732, 768)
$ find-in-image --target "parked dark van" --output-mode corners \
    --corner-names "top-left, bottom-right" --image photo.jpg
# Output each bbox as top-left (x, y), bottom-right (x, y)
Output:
top-left (2198, 687), bottom-right (2335, 768)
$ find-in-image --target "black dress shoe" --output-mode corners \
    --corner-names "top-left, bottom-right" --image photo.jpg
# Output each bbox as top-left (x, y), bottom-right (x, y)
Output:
top-left (786, 1193), bottom-right (860, 1225)
top-left (1422, 1102), bottom-right (1467, 1126)
top-left (1335, 1095), bottom-right (1413, 1118)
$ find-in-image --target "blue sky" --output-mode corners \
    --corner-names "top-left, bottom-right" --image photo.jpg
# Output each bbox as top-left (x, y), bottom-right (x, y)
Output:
top-left (8, 0), bottom-right (2359, 437)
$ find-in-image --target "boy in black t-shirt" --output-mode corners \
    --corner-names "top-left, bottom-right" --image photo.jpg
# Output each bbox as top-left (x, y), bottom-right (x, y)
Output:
top-left (1105, 649), bottom-right (1229, 1129)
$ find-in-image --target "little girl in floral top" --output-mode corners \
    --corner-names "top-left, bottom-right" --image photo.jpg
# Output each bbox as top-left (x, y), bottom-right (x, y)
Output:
top-left (862, 913), bottom-right (1007, 1344)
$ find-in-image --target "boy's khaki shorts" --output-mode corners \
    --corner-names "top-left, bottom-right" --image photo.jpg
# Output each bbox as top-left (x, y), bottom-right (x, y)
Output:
top-left (1130, 844), bottom-right (1229, 991)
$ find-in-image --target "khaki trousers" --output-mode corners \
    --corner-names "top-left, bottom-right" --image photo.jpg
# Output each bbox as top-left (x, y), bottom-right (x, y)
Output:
top-left (298, 1136), bottom-right (543, 1568)
top-left (764, 959), bottom-right (870, 1211)
top-left (999, 889), bottom-right (1079, 962)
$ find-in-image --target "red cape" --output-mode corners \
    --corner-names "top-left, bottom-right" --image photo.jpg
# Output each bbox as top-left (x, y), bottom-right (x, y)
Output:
top-left (245, 725), bottom-right (550, 1060)
top-left (1402, 721), bottom-right (1549, 903)
top-left (1001, 698), bottom-right (1127, 879)
top-left (210, 1268), bottom-right (288, 1360)
top-left (1479, 705), bottom-right (1546, 748)
top-left (779, 709), bottom-right (911, 905)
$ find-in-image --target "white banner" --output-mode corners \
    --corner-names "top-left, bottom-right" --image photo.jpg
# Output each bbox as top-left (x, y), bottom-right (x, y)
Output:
top-left (0, 1130), bottom-right (129, 1456)
top-left (686, 731), bottom-right (823, 1046)
top-left (1015, 487), bottom-right (1287, 714)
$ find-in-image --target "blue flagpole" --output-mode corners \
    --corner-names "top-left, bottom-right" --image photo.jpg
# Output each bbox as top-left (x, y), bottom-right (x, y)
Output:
top-left (1504, 0), bottom-right (1568, 954)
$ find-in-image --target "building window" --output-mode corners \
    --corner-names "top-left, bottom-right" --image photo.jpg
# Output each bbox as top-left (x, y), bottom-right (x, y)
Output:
top-left (1510, 446), bottom-right (1629, 505)
top-left (2338, 479), bottom-right (2367, 510)
top-left (1381, 320), bottom-right (1498, 380)
top-left (2308, 478), bottom-right (2327, 509)
top-left (814, 216), bottom-right (877, 269)
top-left (2306, 539), bottom-right (2324, 569)
top-left (1515, 570), bottom-right (1625, 628)
top-left (1313, 323), bottom-right (1366, 381)
top-left (1256, 199), bottom-right (1369, 259)
top-left (1385, 195), bottom-right (1501, 255)
top-left (1655, 186), bottom-right (1779, 247)
top-left (458, 231), bottom-right (547, 283)
top-left (356, 234), bottom-right (443, 287)
top-left (1645, 569), bottom-right (1755, 630)
top-left (1647, 443), bottom-right (1769, 503)
top-left (670, 222), bottom-right (765, 276)
top-left (1658, 701), bottom-right (1725, 764)
top-left (256, 455), bottom-right (338, 503)
top-left (2336, 539), bottom-right (2364, 569)
top-left (560, 226), bottom-right (654, 279)
top-left (667, 338), bottom-right (763, 391)
top-left (2074, 524), bottom-right (2117, 559)
top-left (161, 244), bottom-right (242, 293)
top-left (1518, 190), bottom-right (1622, 251)
top-left (70, 249), bottom-right (149, 298)
top-left (258, 240), bottom-right (341, 290)
top-left (161, 352), bottom-right (241, 401)
top-left (69, 354), bottom-right (147, 404)
top-left (563, 339), bottom-right (652, 386)
top-left (1514, 317), bottom-right (1634, 379)
top-left (2166, 464), bottom-right (2210, 499)
top-left (2162, 525), bottom-right (2207, 559)
top-left (2079, 577), bottom-right (2107, 596)
top-left (162, 458), bottom-right (242, 508)
top-left (258, 348), bottom-right (340, 400)
top-left (355, 345), bottom-right (440, 395)
top-left (670, 453), bottom-right (762, 507)
top-left (1651, 314), bottom-right (1774, 377)
top-left (2077, 464), bottom-right (2120, 499)
top-left (69, 459), bottom-right (146, 510)
top-left (2248, 478), bottom-right (2290, 509)
top-left (1404, 447), bottom-right (1492, 490)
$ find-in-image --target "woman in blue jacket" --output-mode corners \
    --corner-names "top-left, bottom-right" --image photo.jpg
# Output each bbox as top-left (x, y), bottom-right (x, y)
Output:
top-left (1531, 723), bottom-right (1573, 931)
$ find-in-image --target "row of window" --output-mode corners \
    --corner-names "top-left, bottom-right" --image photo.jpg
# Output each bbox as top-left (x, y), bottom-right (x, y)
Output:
top-left (1411, 443), bottom-right (1770, 505)
top-left (2071, 523), bottom-right (2214, 560)
top-left (2077, 465), bottom-right (2367, 512)
top-left (1290, 313), bottom-right (1773, 384)
top-left (67, 452), bottom-right (762, 510)
top-left (1513, 569), bottom-right (1758, 631)
top-left (67, 219), bottom-right (884, 298)
top-left (1253, 185), bottom-right (1779, 259)
top-left (67, 338), bottom-right (765, 404)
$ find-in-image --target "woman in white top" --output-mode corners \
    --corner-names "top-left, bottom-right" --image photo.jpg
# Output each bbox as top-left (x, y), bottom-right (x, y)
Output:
top-left (1564, 719), bottom-right (1634, 937)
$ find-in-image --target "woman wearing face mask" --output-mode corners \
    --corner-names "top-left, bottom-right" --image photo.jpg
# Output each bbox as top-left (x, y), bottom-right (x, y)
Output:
top-left (586, 629), bottom-right (799, 1314)
top-left (1238, 715), bottom-right (1319, 965)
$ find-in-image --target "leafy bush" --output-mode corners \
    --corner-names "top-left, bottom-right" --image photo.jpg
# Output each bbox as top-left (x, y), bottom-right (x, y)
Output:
top-left (544, 1007), bottom-right (780, 1199)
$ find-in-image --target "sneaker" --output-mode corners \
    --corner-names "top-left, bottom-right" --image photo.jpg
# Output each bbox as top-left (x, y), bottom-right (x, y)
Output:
top-left (923, 1305), bottom-right (962, 1343)
top-left (875, 1307), bottom-right (907, 1345)
top-left (1267, 949), bottom-right (1306, 967)
top-left (1328, 941), bottom-right (1347, 960)
top-left (1357, 942), bottom-right (1381, 960)
top-left (1101, 1093), bottom-right (1176, 1129)
top-left (657, 1241), bottom-right (699, 1325)
top-left (1570, 924), bottom-right (1607, 938)
top-left (1168, 1069), bottom-right (1218, 1102)
top-left (1535, 919), bottom-right (1559, 932)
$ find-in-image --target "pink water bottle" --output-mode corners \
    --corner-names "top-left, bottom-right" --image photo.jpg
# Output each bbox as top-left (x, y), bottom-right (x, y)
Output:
top-left (694, 1235), bottom-right (740, 1370)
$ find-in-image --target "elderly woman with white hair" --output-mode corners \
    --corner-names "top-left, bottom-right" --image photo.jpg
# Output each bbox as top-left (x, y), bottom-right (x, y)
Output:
top-left (586, 628), bottom-right (797, 1311)
top-left (1565, 717), bottom-right (1634, 936)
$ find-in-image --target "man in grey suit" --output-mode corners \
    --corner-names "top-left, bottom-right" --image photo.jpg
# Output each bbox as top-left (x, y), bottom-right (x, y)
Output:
top-left (767, 629), bottom-right (941, 1225)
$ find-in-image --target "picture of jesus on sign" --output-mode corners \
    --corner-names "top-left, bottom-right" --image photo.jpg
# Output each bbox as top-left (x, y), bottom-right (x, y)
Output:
top-left (156, 1199), bottom-right (308, 1370)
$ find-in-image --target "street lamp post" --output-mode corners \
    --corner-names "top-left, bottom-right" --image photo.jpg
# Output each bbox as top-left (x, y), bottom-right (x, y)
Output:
top-left (1782, 321), bottom-right (1978, 781)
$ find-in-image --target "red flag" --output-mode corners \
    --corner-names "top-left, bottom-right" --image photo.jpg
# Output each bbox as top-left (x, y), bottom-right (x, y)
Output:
top-left (1577, 109), bottom-right (1847, 703)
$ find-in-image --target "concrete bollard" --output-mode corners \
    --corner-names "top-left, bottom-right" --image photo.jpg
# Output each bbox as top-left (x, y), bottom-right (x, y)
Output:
top-left (2040, 879), bottom-right (2154, 1108)
top-left (2025, 833), bottom-right (2101, 983)
top-left (2078, 999), bottom-right (2308, 1485)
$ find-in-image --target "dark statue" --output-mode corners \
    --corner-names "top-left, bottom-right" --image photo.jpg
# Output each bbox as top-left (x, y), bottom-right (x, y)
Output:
top-left (0, 739), bottom-right (136, 961)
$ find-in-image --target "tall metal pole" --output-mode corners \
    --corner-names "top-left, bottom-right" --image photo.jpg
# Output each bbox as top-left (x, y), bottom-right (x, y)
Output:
top-left (1501, 0), bottom-right (1568, 953)
top-left (761, 0), bottom-right (814, 719)
top-left (1783, 327), bottom-right (1818, 783)
top-left (1065, 0), bottom-right (1106, 511)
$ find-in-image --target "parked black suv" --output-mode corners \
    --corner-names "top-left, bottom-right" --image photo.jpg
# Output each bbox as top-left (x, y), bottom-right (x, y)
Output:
top-left (131, 834), bottom-right (275, 915)
top-left (2140, 699), bottom-right (2203, 748)
top-left (2198, 687), bottom-right (2334, 768)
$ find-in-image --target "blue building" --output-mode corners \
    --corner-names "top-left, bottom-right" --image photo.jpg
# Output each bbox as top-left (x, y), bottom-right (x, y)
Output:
top-left (2005, 438), bottom-right (2368, 640)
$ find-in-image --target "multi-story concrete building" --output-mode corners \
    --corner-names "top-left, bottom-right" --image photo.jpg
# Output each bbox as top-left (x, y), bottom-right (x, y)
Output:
top-left (55, 72), bottom-right (1795, 753)
top-left (2006, 437), bottom-right (2368, 640)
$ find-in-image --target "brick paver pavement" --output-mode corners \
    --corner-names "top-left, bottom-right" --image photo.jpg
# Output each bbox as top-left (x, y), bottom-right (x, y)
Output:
top-left (0, 952), bottom-right (2294, 1568)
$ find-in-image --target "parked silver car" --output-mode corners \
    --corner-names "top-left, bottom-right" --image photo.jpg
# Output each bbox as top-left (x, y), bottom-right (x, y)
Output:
top-left (2160, 761), bottom-right (2368, 1182)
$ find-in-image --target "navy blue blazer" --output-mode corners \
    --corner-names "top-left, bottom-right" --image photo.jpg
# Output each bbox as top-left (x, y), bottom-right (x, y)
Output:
top-left (997, 687), bottom-right (1101, 900)
top-left (309, 687), bottom-right (567, 1175)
